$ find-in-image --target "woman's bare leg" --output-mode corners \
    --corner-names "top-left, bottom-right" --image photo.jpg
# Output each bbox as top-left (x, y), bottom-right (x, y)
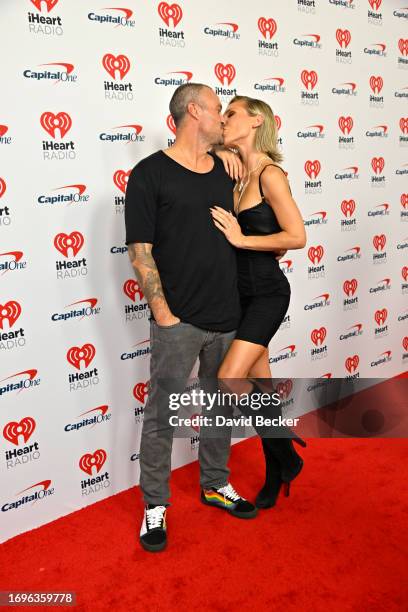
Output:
top-left (248, 349), bottom-right (271, 379)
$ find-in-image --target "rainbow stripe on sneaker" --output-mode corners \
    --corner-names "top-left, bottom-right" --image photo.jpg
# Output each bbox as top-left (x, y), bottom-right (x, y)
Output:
top-left (203, 489), bottom-right (236, 507)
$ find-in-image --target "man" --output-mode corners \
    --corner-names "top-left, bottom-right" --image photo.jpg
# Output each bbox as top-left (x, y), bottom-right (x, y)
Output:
top-left (125, 83), bottom-right (257, 553)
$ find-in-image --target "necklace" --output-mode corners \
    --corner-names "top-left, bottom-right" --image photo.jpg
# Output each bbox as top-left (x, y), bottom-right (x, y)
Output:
top-left (237, 155), bottom-right (270, 211)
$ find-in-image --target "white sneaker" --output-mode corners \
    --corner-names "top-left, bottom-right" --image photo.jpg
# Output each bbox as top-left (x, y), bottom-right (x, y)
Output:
top-left (140, 504), bottom-right (167, 552)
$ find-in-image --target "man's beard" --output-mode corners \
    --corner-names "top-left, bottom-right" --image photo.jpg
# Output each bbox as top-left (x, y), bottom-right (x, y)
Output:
top-left (214, 133), bottom-right (225, 146)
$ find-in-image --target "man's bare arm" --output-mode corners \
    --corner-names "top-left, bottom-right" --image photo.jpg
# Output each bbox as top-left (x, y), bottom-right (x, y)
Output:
top-left (127, 243), bottom-right (179, 325)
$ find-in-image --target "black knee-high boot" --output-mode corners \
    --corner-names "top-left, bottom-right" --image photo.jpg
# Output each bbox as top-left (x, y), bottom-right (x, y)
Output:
top-left (262, 436), bottom-right (306, 485)
top-left (237, 382), bottom-right (307, 489)
top-left (255, 438), bottom-right (284, 509)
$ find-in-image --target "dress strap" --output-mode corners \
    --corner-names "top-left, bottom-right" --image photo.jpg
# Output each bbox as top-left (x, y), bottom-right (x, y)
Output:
top-left (259, 164), bottom-right (291, 198)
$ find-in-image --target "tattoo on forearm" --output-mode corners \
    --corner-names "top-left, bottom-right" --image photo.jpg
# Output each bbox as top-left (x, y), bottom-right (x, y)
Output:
top-left (128, 243), bottom-right (168, 314)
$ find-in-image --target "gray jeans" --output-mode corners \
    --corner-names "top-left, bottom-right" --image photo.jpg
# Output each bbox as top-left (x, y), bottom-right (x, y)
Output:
top-left (139, 320), bottom-right (235, 505)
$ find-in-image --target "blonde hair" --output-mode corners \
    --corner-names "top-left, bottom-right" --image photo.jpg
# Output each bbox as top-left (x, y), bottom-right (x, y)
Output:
top-left (229, 95), bottom-right (283, 164)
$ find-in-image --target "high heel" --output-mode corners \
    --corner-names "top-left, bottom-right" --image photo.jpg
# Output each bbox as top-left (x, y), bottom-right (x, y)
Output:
top-left (255, 439), bottom-right (283, 509)
top-left (293, 435), bottom-right (307, 449)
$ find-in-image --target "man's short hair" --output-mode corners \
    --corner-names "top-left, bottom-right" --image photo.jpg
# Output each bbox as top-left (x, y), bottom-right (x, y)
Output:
top-left (169, 83), bottom-right (210, 127)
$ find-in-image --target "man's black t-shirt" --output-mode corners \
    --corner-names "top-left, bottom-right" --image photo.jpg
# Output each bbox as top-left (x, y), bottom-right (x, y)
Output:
top-left (124, 150), bottom-right (241, 331)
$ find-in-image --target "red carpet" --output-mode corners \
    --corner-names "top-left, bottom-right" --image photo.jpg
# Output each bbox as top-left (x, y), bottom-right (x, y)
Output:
top-left (1, 438), bottom-right (407, 611)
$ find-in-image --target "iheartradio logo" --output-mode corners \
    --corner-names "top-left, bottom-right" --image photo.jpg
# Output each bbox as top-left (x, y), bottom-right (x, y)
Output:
top-left (339, 116), bottom-right (353, 135)
top-left (305, 160), bottom-right (321, 179)
top-left (343, 279), bottom-right (358, 297)
top-left (398, 39), bottom-right (408, 56)
top-left (336, 29), bottom-right (351, 48)
top-left (345, 355), bottom-right (359, 373)
top-left (341, 200), bottom-right (356, 217)
top-left (403, 337), bottom-right (408, 352)
top-left (308, 245), bottom-right (324, 264)
top-left (102, 54), bottom-right (130, 80)
top-left (0, 300), bottom-right (22, 329)
top-left (400, 118), bottom-right (408, 135)
top-left (54, 231), bottom-right (84, 258)
top-left (67, 344), bottom-right (96, 370)
top-left (403, 266), bottom-right (408, 281)
top-left (214, 63), bottom-right (236, 86)
top-left (3, 417), bottom-right (36, 446)
top-left (79, 449), bottom-right (107, 475)
top-left (167, 114), bottom-right (176, 135)
top-left (133, 381), bottom-right (148, 403)
top-left (31, 0), bottom-right (59, 11)
top-left (401, 194), bottom-right (408, 209)
top-left (113, 169), bottom-right (131, 194)
top-left (258, 17), bottom-right (277, 39)
top-left (275, 379), bottom-right (292, 399)
top-left (368, 0), bottom-right (382, 9)
top-left (40, 112), bottom-right (72, 139)
top-left (123, 279), bottom-right (144, 302)
top-left (158, 2), bottom-right (183, 27)
top-left (373, 234), bottom-right (386, 251)
top-left (375, 308), bottom-right (387, 326)
top-left (371, 157), bottom-right (385, 174)
top-left (301, 70), bottom-right (318, 90)
top-left (0, 177), bottom-right (6, 198)
top-left (311, 327), bottom-right (326, 346)
top-left (0, 125), bottom-right (8, 136)
top-left (369, 76), bottom-right (383, 94)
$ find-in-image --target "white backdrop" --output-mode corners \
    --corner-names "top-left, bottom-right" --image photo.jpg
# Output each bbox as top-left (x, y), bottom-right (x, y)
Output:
top-left (1, 0), bottom-right (407, 543)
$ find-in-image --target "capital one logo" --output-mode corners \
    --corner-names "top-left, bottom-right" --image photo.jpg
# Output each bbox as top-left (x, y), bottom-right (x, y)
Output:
top-left (368, 0), bottom-right (382, 10)
top-left (401, 194), bottom-right (408, 209)
top-left (308, 245), bottom-right (324, 264)
top-left (258, 17), bottom-right (277, 39)
top-left (123, 279), bottom-right (144, 302)
top-left (301, 70), bottom-right (318, 90)
top-left (336, 29), bottom-right (351, 48)
top-left (0, 301), bottom-right (21, 329)
top-left (305, 160), bottom-right (321, 179)
top-left (311, 327), bottom-right (326, 346)
top-left (345, 355), bottom-right (359, 373)
top-left (30, 0), bottom-right (59, 11)
top-left (102, 54), bottom-right (130, 80)
top-left (214, 63), bottom-right (236, 86)
top-left (369, 76), bottom-right (383, 94)
top-left (79, 449), bottom-right (107, 475)
top-left (343, 279), bottom-right (358, 297)
top-left (399, 39), bottom-right (408, 56)
top-left (371, 157), bottom-right (385, 174)
top-left (275, 379), bottom-right (292, 399)
top-left (133, 381), bottom-right (148, 403)
top-left (158, 2), bottom-right (183, 27)
top-left (167, 114), bottom-right (176, 135)
top-left (0, 177), bottom-right (6, 198)
top-left (400, 118), bottom-right (408, 134)
top-left (375, 308), bottom-right (387, 325)
top-left (339, 116), bottom-right (353, 135)
top-left (113, 169), bottom-right (130, 194)
top-left (67, 344), bottom-right (96, 370)
top-left (54, 231), bottom-right (84, 257)
top-left (341, 200), bottom-right (356, 217)
top-left (373, 234), bottom-right (386, 251)
top-left (3, 417), bottom-right (36, 445)
top-left (40, 112), bottom-right (72, 139)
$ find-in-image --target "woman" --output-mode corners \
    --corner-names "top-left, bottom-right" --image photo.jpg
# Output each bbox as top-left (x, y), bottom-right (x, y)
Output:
top-left (210, 95), bottom-right (307, 509)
